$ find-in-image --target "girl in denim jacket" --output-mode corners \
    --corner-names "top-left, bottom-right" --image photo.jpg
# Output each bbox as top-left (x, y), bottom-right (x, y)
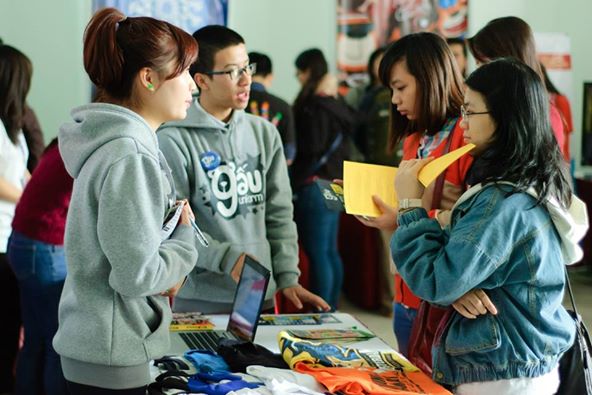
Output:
top-left (392, 58), bottom-right (587, 394)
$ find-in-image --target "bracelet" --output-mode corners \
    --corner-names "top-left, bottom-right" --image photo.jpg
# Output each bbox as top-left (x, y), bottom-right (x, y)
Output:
top-left (398, 207), bottom-right (421, 215)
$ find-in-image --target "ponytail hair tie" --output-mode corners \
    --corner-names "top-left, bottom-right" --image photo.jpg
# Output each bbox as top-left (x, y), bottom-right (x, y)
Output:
top-left (116, 15), bottom-right (128, 30)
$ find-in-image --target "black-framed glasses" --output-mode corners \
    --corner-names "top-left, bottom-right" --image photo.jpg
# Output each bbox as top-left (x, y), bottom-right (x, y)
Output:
top-left (461, 104), bottom-right (490, 119)
top-left (205, 63), bottom-right (257, 81)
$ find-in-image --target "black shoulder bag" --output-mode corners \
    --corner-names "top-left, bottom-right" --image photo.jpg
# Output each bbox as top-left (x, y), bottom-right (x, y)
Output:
top-left (557, 268), bottom-right (592, 394)
top-left (307, 132), bottom-right (343, 178)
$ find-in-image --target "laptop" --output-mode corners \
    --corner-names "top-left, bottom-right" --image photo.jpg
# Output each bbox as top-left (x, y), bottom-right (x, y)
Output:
top-left (168, 256), bottom-right (271, 354)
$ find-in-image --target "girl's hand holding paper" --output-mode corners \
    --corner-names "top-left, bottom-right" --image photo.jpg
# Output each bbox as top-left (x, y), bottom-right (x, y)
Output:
top-left (395, 157), bottom-right (434, 200)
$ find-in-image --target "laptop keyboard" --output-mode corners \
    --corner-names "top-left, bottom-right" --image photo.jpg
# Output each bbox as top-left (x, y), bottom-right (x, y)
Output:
top-left (180, 331), bottom-right (231, 352)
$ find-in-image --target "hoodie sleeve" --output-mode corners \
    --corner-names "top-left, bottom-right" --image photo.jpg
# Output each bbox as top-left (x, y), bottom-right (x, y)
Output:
top-left (96, 153), bottom-right (198, 297)
top-left (158, 128), bottom-right (241, 275)
top-left (264, 126), bottom-right (300, 289)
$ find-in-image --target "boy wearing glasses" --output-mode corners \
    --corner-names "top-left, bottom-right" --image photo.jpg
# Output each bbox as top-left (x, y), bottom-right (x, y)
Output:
top-left (158, 25), bottom-right (329, 314)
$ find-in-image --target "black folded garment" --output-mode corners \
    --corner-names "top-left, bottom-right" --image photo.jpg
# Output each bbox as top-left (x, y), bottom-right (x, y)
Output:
top-left (217, 338), bottom-right (289, 373)
top-left (153, 355), bottom-right (191, 371)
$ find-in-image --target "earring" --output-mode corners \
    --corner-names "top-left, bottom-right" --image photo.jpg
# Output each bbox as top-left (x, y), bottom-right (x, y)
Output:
top-left (147, 82), bottom-right (154, 91)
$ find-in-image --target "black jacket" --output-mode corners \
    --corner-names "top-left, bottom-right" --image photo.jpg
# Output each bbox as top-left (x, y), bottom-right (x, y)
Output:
top-left (247, 87), bottom-right (296, 162)
top-left (292, 95), bottom-right (355, 187)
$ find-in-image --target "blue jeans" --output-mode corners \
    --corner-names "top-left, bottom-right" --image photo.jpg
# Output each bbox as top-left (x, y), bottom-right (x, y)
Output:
top-left (8, 232), bottom-right (68, 395)
top-left (393, 302), bottom-right (418, 357)
top-left (0, 252), bottom-right (20, 393)
top-left (294, 183), bottom-right (343, 310)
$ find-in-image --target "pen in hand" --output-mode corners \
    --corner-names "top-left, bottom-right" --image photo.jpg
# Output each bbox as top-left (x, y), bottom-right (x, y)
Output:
top-left (178, 200), bottom-right (209, 247)
top-left (189, 217), bottom-right (209, 247)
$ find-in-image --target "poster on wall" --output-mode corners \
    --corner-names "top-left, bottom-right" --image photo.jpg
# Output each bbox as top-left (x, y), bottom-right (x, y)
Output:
top-left (534, 32), bottom-right (576, 163)
top-left (336, 0), bottom-right (468, 94)
top-left (92, 0), bottom-right (228, 33)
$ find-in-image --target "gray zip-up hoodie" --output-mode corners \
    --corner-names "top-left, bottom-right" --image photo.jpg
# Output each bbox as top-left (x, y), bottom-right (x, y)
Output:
top-left (158, 99), bottom-right (299, 306)
top-left (53, 103), bottom-right (198, 389)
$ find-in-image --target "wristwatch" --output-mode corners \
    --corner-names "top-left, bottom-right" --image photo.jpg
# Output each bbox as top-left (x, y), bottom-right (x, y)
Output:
top-left (398, 198), bottom-right (423, 210)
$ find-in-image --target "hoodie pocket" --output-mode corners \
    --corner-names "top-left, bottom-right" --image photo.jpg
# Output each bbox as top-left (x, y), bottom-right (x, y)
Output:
top-left (445, 314), bottom-right (502, 356)
top-left (111, 294), bottom-right (171, 364)
top-left (142, 296), bottom-right (172, 360)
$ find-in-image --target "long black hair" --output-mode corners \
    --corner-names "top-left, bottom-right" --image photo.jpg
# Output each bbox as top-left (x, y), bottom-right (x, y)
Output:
top-left (293, 48), bottom-right (328, 115)
top-left (0, 44), bottom-right (32, 144)
top-left (378, 32), bottom-right (464, 152)
top-left (465, 58), bottom-right (571, 207)
top-left (540, 62), bottom-right (561, 95)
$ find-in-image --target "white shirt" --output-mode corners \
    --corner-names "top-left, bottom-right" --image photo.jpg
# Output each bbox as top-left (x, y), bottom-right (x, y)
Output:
top-left (455, 365), bottom-right (560, 395)
top-left (0, 120), bottom-right (28, 252)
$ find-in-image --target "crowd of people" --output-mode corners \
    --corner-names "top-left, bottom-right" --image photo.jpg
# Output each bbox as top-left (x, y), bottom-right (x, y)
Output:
top-left (0, 7), bottom-right (586, 395)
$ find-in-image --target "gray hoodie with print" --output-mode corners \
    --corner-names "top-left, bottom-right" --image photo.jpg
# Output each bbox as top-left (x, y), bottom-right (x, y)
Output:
top-left (53, 103), bottom-right (198, 389)
top-left (157, 99), bottom-right (299, 306)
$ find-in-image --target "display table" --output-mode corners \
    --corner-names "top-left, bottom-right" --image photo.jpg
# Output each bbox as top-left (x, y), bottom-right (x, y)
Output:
top-left (163, 313), bottom-right (451, 395)
top-left (168, 312), bottom-right (395, 355)
top-left (233, 312), bottom-right (391, 353)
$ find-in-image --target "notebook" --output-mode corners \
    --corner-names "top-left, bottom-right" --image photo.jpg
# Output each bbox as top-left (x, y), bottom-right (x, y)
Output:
top-left (168, 255), bottom-right (270, 354)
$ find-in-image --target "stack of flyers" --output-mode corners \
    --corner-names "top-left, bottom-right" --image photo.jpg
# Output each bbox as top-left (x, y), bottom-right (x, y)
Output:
top-left (169, 312), bottom-right (214, 332)
top-left (286, 328), bottom-right (375, 344)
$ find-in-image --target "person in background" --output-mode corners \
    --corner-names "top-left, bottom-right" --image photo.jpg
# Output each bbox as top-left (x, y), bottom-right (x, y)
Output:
top-left (354, 46), bottom-right (402, 166)
top-left (158, 26), bottom-right (329, 315)
top-left (8, 138), bottom-right (72, 395)
top-left (353, 46), bottom-right (402, 316)
top-left (53, 8), bottom-right (199, 394)
top-left (0, 38), bottom-right (46, 173)
top-left (446, 37), bottom-right (468, 78)
top-left (392, 58), bottom-right (582, 394)
top-left (353, 33), bottom-right (473, 357)
top-left (246, 51), bottom-right (297, 166)
top-left (541, 62), bottom-right (573, 160)
top-left (467, 16), bottom-right (567, 159)
top-left (0, 43), bottom-right (32, 394)
top-left (291, 48), bottom-right (355, 311)
top-left (21, 105), bottom-right (45, 172)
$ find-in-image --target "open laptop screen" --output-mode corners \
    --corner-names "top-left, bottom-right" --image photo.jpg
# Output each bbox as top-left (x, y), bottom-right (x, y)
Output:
top-left (227, 256), bottom-right (270, 341)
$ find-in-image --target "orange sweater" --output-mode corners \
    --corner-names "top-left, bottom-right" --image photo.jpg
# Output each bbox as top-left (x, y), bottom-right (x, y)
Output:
top-left (551, 93), bottom-right (573, 159)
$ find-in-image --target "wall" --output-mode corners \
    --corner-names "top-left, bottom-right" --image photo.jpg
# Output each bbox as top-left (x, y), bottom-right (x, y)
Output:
top-left (0, 0), bottom-right (93, 141)
top-left (228, 0), bottom-right (337, 104)
top-left (467, 0), bottom-right (592, 172)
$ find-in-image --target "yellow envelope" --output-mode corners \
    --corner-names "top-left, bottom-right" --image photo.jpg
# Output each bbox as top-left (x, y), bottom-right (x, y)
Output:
top-left (343, 161), bottom-right (397, 217)
top-left (343, 144), bottom-right (474, 217)
top-left (418, 143), bottom-right (475, 187)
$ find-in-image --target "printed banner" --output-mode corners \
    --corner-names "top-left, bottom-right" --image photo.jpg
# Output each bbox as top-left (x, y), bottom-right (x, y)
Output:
top-left (92, 0), bottom-right (228, 33)
top-left (534, 32), bottom-right (578, 163)
top-left (535, 32), bottom-right (573, 105)
top-left (337, 0), bottom-right (468, 90)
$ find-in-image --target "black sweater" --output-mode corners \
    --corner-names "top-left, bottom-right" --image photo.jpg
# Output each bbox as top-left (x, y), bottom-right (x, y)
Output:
top-left (292, 95), bottom-right (355, 187)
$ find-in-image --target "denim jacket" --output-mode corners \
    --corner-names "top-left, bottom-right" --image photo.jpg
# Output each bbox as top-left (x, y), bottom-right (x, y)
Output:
top-left (392, 183), bottom-right (585, 386)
